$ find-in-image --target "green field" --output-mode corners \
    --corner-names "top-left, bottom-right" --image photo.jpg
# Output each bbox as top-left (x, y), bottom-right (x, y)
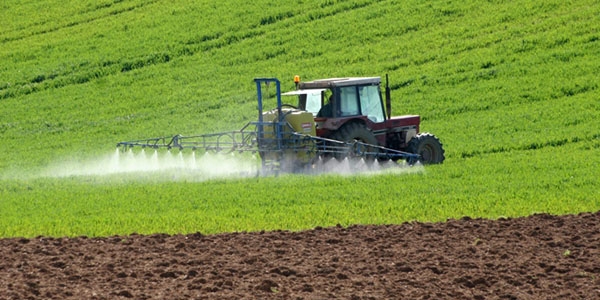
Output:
top-left (1, 0), bottom-right (598, 238)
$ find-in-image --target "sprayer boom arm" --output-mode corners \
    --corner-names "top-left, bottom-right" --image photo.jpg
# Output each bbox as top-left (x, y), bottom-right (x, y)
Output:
top-left (117, 123), bottom-right (258, 153)
top-left (117, 122), bottom-right (420, 162)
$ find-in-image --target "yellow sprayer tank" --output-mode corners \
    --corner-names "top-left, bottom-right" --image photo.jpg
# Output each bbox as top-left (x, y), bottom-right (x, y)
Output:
top-left (261, 108), bottom-right (316, 137)
top-left (260, 108), bottom-right (316, 171)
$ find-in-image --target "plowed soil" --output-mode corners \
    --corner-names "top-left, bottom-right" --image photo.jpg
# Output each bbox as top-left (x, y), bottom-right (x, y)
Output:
top-left (1, 212), bottom-right (599, 300)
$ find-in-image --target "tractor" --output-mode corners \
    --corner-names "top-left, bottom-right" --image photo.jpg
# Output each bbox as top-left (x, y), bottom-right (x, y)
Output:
top-left (282, 75), bottom-right (445, 165)
top-left (116, 76), bottom-right (444, 175)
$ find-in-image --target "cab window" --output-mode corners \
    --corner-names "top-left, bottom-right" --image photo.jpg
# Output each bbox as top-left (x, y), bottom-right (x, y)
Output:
top-left (359, 85), bottom-right (385, 122)
top-left (339, 86), bottom-right (359, 116)
top-left (305, 91), bottom-right (322, 116)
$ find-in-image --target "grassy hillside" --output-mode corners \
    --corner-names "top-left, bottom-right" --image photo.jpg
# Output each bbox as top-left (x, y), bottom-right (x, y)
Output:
top-left (0, 0), bottom-right (598, 237)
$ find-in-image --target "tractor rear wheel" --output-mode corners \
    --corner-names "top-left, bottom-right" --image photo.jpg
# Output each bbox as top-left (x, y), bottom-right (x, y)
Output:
top-left (407, 133), bottom-right (445, 164)
top-left (330, 122), bottom-right (379, 160)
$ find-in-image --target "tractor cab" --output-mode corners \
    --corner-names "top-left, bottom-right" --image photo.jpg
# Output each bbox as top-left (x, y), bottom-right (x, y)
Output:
top-left (282, 77), bottom-right (386, 123)
top-left (283, 77), bottom-right (386, 122)
top-left (282, 77), bottom-right (391, 139)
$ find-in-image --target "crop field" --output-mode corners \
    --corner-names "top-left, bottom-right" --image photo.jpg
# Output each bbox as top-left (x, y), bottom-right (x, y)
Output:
top-left (2, 1), bottom-right (600, 298)
top-left (1, 0), bottom-right (599, 239)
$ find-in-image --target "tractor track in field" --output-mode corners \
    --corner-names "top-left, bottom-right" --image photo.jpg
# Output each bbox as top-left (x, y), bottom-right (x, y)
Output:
top-left (1, 212), bottom-right (598, 299)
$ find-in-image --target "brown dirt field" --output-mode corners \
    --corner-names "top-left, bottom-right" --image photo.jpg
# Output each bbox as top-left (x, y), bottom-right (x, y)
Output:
top-left (1, 212), bottom-right (598, 300)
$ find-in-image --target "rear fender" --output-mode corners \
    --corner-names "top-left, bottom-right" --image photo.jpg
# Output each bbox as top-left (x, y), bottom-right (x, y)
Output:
top-left (385, 115), bottom-right (420, 133)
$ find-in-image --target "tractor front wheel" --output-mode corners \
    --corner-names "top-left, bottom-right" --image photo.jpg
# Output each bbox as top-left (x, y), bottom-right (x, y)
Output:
top-left (407, 133), bottom-right (445, 164)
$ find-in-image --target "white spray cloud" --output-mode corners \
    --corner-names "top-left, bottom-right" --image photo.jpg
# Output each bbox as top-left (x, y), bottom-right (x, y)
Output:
top-left (39, 149), bottom-right (260, 182)
top-left (27, 148), bottom-right (424, 182)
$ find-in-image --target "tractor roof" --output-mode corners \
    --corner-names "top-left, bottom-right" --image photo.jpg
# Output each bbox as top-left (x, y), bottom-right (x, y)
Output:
top-left (298, 77), bottom-right (381, 89)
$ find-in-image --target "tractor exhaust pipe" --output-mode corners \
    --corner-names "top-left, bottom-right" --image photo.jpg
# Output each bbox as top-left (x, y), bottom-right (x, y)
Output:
top-left (385, 74), bottom-right (391, 120)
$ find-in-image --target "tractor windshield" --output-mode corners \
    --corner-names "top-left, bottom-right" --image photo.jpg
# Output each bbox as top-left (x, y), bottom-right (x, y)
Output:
top-left (337, 85), bottom-right (385, 122)
top-left (282, 89), bottom-right (326, 116)
top-left (359, 85), bottom-right (385, 122)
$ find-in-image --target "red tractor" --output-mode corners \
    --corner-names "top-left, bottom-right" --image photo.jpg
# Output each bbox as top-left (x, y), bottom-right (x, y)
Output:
top-left (283, 75), bottom-right (445, 164)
